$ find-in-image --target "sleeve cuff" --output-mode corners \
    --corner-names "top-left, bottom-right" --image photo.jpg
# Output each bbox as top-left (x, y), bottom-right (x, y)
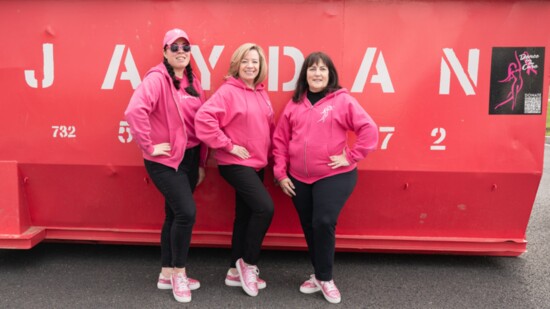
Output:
top-left (146, 145), bottom-right (155, 156)
top-left (223, 142), bottom-right (233, 152)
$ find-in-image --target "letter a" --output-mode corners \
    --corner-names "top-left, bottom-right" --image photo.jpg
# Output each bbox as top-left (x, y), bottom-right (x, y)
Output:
top-left (351, 48), bottom-right (394, 93)
top-left (101, 45), bottom-right (141, 90)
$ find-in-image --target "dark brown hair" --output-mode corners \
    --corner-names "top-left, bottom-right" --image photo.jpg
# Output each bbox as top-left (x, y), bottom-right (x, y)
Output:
top-left (292, 52), bottom-right (341, 103)
top-left (163, 48), bottom-right (199, 97)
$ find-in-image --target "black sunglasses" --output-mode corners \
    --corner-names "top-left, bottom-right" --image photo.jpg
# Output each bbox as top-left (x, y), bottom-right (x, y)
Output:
top-left (169, 43), bottom-right (191, 53)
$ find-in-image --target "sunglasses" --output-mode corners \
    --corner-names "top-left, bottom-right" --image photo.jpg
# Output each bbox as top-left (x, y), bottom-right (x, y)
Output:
top-left (169, 43), bottom-right (191, 53)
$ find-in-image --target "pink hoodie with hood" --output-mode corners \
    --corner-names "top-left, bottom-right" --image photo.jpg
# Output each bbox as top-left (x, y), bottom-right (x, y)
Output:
top-left (273, 88), bottom-right (379, 184)
top-left (125, 63), bottom-right (208, 170)
top-left (194, 77), bottom-right (274, 169)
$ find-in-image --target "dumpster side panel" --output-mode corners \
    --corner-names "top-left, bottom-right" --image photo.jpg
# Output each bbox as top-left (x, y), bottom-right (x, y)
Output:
top-left (0, 0), bottom-right (548, 254)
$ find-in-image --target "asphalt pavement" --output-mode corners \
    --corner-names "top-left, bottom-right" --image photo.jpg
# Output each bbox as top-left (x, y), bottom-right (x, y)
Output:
top-left (1, 145), bottom-right (549, 309)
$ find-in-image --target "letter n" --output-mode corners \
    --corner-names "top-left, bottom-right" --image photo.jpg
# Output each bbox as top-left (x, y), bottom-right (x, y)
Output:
top-left (439, 48), bottom-right (479, 95)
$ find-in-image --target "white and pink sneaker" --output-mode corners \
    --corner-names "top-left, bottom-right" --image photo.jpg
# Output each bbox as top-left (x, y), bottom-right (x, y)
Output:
top-left (170, 272), bottom-right (192, 303)
top-left (158, 273), bottom-right (200, 290)
top-left (225, 269), bottom-right (266, 289)
top-left (315, 278), bottom-right (341, 304)
top-left (299, 274), bottom-right (321, 294)
top-left (236, 258), bottom-right (259, 296)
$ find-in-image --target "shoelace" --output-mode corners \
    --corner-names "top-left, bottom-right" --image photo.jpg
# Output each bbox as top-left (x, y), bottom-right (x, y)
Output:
top-left (174, 274), bottom-right (190, 292)
top-left (244, 266), bottom-right (259, 284)
top-left (322, 280), bottom-right (338, 293)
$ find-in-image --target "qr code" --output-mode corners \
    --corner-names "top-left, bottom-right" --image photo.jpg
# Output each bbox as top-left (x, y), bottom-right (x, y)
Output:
top-left (524, 93), bottom-right (541, 114)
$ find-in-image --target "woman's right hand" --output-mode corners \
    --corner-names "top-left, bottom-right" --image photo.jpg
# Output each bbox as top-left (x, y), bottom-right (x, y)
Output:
top-left (151, 143), bottom-right (171, 156)
top-left (230, 145), bottom-right (250, 159)
top-left (279, 177), bottom-right (296, 197)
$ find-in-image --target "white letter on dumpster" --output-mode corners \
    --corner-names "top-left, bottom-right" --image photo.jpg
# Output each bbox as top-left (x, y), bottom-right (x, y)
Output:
top-left (268, 46), bottom-right (304, 92)
top-left (439, 48), bottom-right (479, 95)
top-left (25, 43), bottom-right (54, 88)
top-left (101, 45), bottom-right (141, 90)
top-left (351, 48), bottom-right (394, 93)
top-left (192, 45), bottom-right (224, 91)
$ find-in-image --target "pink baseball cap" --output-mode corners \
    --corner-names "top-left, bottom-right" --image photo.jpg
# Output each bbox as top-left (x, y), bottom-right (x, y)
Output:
top-left (163, 28), bottom-right (190, 46)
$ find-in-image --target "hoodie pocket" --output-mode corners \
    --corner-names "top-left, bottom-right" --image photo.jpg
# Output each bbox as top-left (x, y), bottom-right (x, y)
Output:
top-left (305, 141), bottom-right (332, 178)
top-left (288, 140), bottom-right (305, 175)
top-left (245, 137), bottom-right (269, 161)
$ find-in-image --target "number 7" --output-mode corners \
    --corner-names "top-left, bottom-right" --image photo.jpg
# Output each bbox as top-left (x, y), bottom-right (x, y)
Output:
top-left (379, 126), bottom-right (395, 150)
top-left (52, 125), bottom-right (59, 137)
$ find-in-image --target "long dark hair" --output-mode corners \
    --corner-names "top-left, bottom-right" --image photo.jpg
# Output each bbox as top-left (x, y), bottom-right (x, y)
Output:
top-left (162, 56), bottom-right (199, 97)
top-left (292, 52), bottom-right (341, 103)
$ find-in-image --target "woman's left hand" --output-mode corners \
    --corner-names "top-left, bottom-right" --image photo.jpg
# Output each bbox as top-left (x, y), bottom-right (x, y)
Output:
top-left (197, 167), bottom-right (206, 186)
top-left (328, 149), bottom-right (350, 169)
top-left (230, 145), bottom-right (250, 159)
top-left (279, 177), bottom-right (296, 197)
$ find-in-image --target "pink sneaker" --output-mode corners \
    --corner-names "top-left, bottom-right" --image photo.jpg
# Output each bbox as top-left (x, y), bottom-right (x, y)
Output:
top-left (236, 258), bottom-right (259, 296)
top-left (315, 278), bottom-right (341, 304)
top-left (170, 272), bottom-right (192, 303)
top-left (225, 269), bottom-right (266, 289)
top-left (158, 273), bottom-right (200, 290)
top-left (299, 274), bottom-right (321, 294)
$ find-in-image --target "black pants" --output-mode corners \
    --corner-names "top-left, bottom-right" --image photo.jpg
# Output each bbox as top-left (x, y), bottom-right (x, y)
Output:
top-left (290, 169), bottom-right (358, 281)
top-left (144, 146), bottom-right (200, 268)
top-left (218, 165), bottom-right (274, 267)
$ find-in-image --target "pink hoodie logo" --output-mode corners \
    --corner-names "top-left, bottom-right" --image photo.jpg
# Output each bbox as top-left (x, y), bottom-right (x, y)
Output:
top-left (180, 93), bottom-right (193, 99)
top-left (318, 105), bottom-right (334, 123)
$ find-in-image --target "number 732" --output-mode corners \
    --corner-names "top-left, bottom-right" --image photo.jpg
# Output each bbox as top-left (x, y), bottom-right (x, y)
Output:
top-left (51, 125), bottom-right (76, 138)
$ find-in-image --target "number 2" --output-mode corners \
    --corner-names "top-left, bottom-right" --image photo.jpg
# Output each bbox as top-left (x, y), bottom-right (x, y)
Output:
top-left (430, 128), bottom-right (446, 150)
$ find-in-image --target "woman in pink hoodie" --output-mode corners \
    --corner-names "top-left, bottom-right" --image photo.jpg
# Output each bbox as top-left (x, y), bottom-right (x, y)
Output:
top-left (272, 52), bottom-right (379, 304)
top-left (195, 43), bottom-right (274, 297)
top-left (124, 28), bottom-right (207, 303)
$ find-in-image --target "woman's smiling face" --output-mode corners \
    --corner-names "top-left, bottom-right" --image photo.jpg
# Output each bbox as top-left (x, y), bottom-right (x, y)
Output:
top-left (238, 49), bottom-right (260, 88)
top-left (164, 38), bottom-right (191, 73)
top-left (307, 60), bottom-right (329, 93)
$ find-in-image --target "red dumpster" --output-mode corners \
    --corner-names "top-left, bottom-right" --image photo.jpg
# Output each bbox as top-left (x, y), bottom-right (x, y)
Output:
top-left (1, 0), bottom-right (548, 256)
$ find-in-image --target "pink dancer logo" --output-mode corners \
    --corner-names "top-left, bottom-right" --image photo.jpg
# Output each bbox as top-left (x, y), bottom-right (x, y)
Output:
top-left (318, 105), bottom-right (333, 123)
top-left (494, 51), bottom-right (539, 111)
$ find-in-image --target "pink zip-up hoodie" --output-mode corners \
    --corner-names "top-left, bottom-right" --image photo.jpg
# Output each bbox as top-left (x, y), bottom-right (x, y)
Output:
top-left (124, 63), bottom-right (208, 170)
top-left (194, 77), bottom-right (274, 169)
top-left (273, 88), bottom-right (378, 184)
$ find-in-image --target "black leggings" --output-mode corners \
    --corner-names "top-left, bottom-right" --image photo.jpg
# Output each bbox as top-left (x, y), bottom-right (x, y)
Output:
top-left (218, 165), bottom-right (274, 267)
top-left (290, 169), bottom-right (357, 281)
top-left (144, 146), bottom-right (200, 268)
